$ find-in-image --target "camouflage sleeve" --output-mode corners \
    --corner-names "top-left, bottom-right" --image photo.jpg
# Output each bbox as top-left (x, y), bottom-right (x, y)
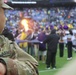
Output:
top-left (0, 35), bottom-right (16, 58)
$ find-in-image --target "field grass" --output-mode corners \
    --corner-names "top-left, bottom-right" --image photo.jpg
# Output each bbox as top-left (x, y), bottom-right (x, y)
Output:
top-left (38, 48), bottom-right (76, 75)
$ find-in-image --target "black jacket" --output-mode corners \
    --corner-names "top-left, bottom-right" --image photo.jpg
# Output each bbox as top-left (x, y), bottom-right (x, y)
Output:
top-left (43, 29), bottom-right (59, 52)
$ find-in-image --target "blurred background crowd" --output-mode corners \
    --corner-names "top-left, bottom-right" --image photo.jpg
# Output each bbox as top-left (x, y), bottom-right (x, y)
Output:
top-left (5, 7), bottom-right (76, 32)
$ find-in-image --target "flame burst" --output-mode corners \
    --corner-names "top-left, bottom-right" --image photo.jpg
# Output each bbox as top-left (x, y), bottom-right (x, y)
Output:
top-left (21, 19), bottom-right (29, 31)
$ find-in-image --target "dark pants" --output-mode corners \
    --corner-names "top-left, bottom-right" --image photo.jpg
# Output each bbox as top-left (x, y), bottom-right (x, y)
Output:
top-left (59, 43), bottom-right (64, 57)
top-left (28, 43), bottom-right (34, 56)
top-left (46, 51), bottom-right (56, 68)
top-left (67, 41), bottom-right (72, 58)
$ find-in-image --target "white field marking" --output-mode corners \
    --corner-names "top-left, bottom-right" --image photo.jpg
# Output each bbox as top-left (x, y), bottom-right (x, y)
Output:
top-left (39, 68), bottom-right (61, 73)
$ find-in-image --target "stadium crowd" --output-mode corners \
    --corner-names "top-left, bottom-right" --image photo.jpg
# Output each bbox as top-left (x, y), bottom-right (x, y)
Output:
top-left (5, 7), bottom-right (76, 29)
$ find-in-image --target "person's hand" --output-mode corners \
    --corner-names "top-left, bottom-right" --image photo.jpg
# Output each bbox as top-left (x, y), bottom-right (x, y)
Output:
top-left (0, 63), bottom-right (6, 75)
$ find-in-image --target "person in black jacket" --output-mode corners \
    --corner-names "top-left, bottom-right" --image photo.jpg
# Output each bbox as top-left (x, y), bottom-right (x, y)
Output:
top-left (43, 29), bottom-right (59, 69)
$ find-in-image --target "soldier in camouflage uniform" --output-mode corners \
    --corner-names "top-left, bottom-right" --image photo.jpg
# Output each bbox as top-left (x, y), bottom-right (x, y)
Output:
top-left (0, 0), bottom-right (39, 75)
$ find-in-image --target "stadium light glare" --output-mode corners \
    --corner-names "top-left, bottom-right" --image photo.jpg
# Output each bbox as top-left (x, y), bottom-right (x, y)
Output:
top-left (11, 1), bottom-right (37, 4)
top-left (74, 0), bottom-right (76, 2)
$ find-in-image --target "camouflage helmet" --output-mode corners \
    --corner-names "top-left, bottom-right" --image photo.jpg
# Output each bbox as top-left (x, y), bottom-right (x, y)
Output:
top-left (0, 0), bottom-right (13, 9)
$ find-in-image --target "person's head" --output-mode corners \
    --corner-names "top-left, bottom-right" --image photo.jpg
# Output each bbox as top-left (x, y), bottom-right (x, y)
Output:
top-left (0, 0), bottom-right (13, 34)
top-left (51, 29), bottom-right (56, 34)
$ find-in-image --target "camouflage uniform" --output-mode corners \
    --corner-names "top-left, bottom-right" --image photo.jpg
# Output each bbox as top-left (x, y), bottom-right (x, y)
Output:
top-left (0, 35), bottom-right (38, 75)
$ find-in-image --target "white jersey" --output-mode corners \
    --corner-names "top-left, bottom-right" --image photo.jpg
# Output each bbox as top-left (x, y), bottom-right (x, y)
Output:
top-left (63, 34), bottom-right (73, 44)
top-left (72, 29), bottom-right (76, 35)
top-left (65, 30), bottom-right (69, 35)
top-left (72, 35), bottom-right (76, 45)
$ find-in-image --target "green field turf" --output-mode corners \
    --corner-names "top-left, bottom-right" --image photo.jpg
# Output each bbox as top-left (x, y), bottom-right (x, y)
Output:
top-left (38, 48), bottom-right (76, 75)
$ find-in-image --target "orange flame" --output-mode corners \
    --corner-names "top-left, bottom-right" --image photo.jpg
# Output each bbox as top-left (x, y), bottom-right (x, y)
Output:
top-left (21, 19), bottom-right (29, 31)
